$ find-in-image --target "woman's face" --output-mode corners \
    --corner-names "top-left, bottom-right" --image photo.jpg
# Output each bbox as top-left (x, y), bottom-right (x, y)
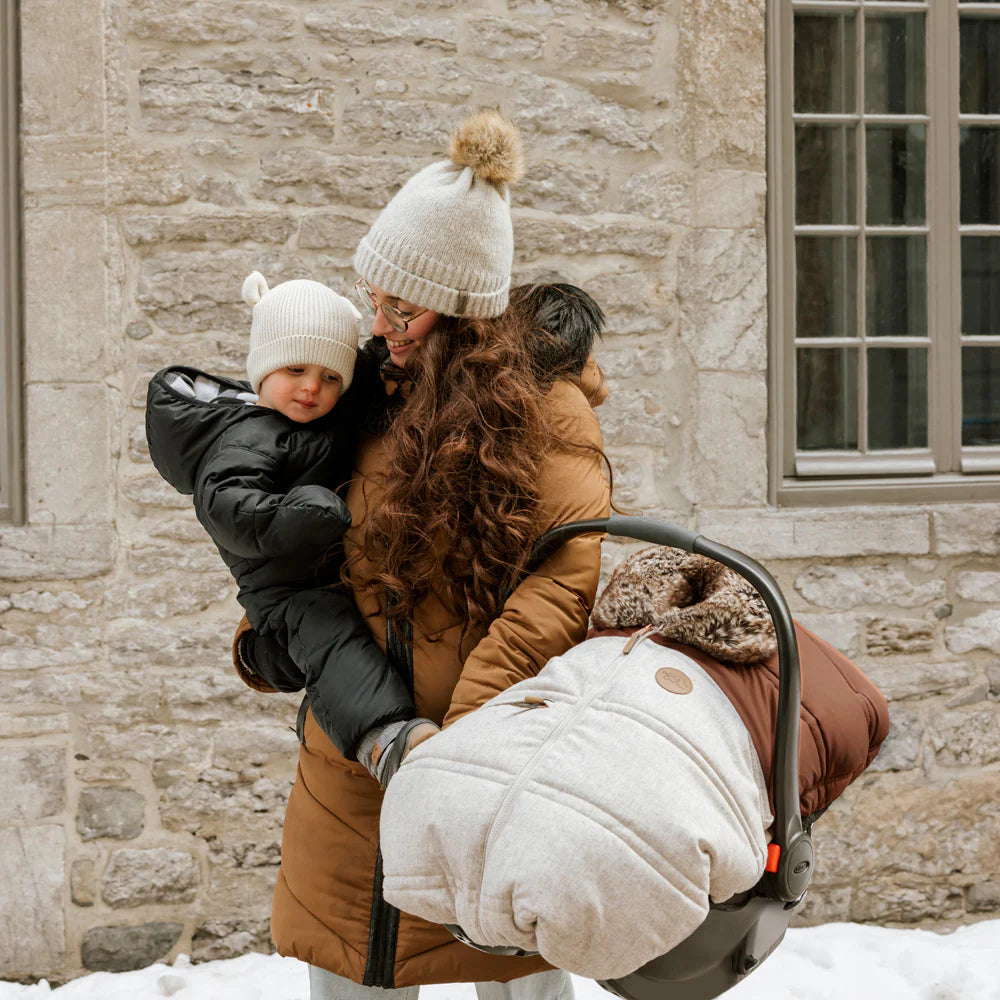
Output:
top-left (368, 283), bottom-right (439, 368)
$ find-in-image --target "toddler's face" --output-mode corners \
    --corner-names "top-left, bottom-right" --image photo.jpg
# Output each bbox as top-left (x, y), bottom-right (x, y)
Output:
top-left (257, 365), bottom-right (342, 423)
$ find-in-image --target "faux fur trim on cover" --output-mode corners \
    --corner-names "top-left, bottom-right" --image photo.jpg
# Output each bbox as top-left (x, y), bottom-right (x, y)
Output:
top-left (591, 546), bottom-right (777, 665)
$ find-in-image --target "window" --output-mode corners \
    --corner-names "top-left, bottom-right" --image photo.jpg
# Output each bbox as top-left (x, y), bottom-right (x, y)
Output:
top-left (769, 0), bottom-right (1000, 503)
top-left (0, 0), bottom-right (22, 524)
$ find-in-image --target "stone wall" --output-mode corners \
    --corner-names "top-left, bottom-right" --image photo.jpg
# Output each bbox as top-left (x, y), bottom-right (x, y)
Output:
top-left (2, 0), bottom-right (998, 983)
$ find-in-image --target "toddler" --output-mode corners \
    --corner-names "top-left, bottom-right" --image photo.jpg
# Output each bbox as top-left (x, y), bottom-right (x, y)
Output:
top-left (145, 272), bottom-right (418, 767)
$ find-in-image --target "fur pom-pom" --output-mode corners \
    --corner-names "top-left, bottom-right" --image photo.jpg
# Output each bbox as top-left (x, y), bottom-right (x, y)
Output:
top-left (449, 108), bottom-right (524, 187)
top-left (242, 271), bottom-right (268, 306)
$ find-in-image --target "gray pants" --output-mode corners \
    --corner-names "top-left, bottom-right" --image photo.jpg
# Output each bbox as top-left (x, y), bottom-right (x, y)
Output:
top-left (308, 966), bottom-right (574, 1000)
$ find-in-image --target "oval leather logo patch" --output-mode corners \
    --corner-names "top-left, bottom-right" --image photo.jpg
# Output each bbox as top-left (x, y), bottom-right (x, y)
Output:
top-left (656, 667), bottom-right (693, 695)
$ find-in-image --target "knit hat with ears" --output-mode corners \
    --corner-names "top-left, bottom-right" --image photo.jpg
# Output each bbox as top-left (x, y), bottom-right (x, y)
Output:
top-left (243, 272), bottom-right (361, 393)
top-left (353, 108), bottom-right (524, 319)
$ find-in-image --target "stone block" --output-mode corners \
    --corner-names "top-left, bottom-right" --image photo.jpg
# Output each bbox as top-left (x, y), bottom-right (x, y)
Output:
top-left (5, 589), bottom-right (89, 613)
top-left (21, 0), bottom-right (104, 135)
top-left (794, 564), bottom-right (945, 611)
top-left (342, 99), bottom-right (457, 147)
top-left (516, 75), bottom-right (655, 151)
top-left (211, 723), bottom-right (300, 773)
top-left (81, 922), bottom-right (183, 973)
top-left (23, 208), bottom-right (108, 381)
top-left (136, 249), bottom-right (293, 334)
top-left (927, 709), bottom-right (1000, 767)
top-left (677, 229), bottom-right (767, 372)
top-left (109, 147), bottom-right (189, 206)
top-left (102, 848), bottom-right (201, 907)
top-left (120, 474), bottom-right (191, 512)
top-left (945, 610), bottom-right (1000, 655)
top-left (139, 68), bottom-right (333, 136)
top-left (255, 149), bottom-right (417, 208)
top-left (967, 880), bottom-right (1000, 913)
top-left (0, 524), bottom-right (115, 581)
top-left (191, 918), bottom-right (273, 962)
top-left (678, 0), bottom-right (766, 167)
top-left (866, 706), bottom-right (922, 772)
top-left (695, 508), bottom-right (931, 561)
top-left (555, 24), bottom-right (654, 70)
top-left (620, 168), bottom-right (692, 224)
top-left (25, 383), bottom-right (113, 525)
top-left (0, 624), bottom-right (102, 672)
top-left (518, 160), bottom-right (608, 215)
top-left (599, 390), bottom-right (670, 449)
top-left (127, 544), bottom-right (221, 576)
top-left (514, 214), bottom-right (672, 261)
top-left (121, 214), bottom-right (296, 247)
top-left (467, 18), bottom-right (547, 60)
top-left (866, 618), bottom-right (935, 656)
top-left (789, 885), bottom-right (851, 927)
top-left (304, 8), bottom-right (457, 49)
top-left (192, 173), bottom-right (248, 207)
top-left (0, 747), bottom-right (66, 823)
top-left (0, 711), bottom-right (70, 738)
top-left (148, 516), bottom-right (215, 544)
top-left (0, 826), bottom-right (65, 978)
top-left (795, 613), bottom-right (869, 658)
top-left (159, 774), bottom-right (292, 837)
top-left (816, 773), bottom-right (1000, 884)
top-left (22, 136), bottom-right (105, 207)
top-left (71, 858), bottom-right (97, 906)
top-left (510, 0), bottom-right (665, 27)
top-left (685, 372), bottom-right (767, 506)
top-left (77, 787), bottom-right (145, 841)
top-left (932, 506), bottom-right (1000, 556)
top-left (584, 270), bottom-right (676, 337)
top-left (594, 341), bottom-right (669, 380)
top-left (297, 212), bottom-right (374, 256)
top-left (851, 882), bottom-right (965, 924)
top-left (860, 659), bottom-right (973, 703)
top-left (956, 572), bottom-right (1000, 604)
top-left (128, 1), bottom-right (297, 43)
top-left (104, 574), bottom-right (235, 620)
top-left (693, 170), bottom-right (766, 230)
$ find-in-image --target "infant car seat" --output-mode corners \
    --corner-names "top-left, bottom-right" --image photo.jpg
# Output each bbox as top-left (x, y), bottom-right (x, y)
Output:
top-left (449, 514), bottom-right (814, 1000)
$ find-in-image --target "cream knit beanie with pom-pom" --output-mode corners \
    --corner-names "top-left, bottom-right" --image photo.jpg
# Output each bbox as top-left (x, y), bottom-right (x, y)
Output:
top-left (353, 109), bottom-right (524, 319)
top-left (243, 272), bottom-right (361, 393)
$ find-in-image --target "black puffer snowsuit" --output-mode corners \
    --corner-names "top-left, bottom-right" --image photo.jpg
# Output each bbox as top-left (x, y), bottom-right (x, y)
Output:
top-left (144, 366), bottom-right (415, 755)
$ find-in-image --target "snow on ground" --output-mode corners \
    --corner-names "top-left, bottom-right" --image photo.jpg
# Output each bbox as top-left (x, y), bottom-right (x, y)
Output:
top-left (1, 921), bottom-right (998, 1000)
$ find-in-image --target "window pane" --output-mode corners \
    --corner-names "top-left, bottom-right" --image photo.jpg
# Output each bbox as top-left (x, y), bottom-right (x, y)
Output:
top-left (962, 347), bottom-right (1000, 446)
top-left (961, 236), bottom-right (1000, 335)
top-left (794, 13), bottom-right (856, 113)
top-left (797, 348), bottom-right (859, 450)
top-left (867, 236), bottom-right (927, 338)
top-left (796, 237), bottom-right (857, 338)
top-left (960, 17), bottom-right (1000, 114)
top-left (865, 14), bottom-right (926, 114)
top-left (795, 125), bottom-right (856, 224)
top-left (868, 348), bottom-right (928, 449)
top-left (960, 127), bottom-right (1000, 225)
top-left (867, 125), bottom-right (926, 225)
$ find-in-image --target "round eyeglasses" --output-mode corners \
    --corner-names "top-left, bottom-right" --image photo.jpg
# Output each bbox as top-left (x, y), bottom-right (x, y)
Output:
top-left (353, 279), bottom-right (428, 334)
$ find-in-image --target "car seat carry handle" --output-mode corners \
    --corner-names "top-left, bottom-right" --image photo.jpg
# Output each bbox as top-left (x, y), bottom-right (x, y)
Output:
top-left (526, 514), bottom-right (810, 904)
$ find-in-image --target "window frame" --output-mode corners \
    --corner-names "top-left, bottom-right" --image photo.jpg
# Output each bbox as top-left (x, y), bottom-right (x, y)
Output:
top-left (0, 0), bottom-right (23, 525)
top-left (768, 0), bottom-right (1000, 506)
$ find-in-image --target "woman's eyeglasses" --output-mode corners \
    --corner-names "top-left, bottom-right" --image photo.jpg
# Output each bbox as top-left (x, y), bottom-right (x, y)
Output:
top-left (353, 278), bottom-right (428, 334)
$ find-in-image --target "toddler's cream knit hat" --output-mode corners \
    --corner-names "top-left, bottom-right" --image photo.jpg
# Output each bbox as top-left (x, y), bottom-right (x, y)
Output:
top-left (243, 272), bottom-right (361, 393)
top-left (353, 109), bottom-right (524, 319)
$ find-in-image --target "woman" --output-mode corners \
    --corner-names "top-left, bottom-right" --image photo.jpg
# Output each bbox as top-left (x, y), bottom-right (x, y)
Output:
top-left (234, 109), bottom-right (611, 1000)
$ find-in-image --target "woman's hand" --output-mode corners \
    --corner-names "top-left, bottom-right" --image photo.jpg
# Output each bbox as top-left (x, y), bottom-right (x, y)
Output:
top-left (363, 718), bottom-right (441, 789)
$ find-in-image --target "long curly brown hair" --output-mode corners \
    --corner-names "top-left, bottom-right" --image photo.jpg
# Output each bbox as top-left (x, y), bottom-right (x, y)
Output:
top-left (351, 305), bottom-right (586, 635)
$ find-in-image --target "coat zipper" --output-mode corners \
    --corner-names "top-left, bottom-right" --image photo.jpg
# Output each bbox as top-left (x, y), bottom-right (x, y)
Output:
top-left (363, 609), bottom-right (412, 987)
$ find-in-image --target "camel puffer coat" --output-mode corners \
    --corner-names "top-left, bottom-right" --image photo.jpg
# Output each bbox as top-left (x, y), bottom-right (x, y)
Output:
top-left (244, 365), bottom-right (610, 987)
